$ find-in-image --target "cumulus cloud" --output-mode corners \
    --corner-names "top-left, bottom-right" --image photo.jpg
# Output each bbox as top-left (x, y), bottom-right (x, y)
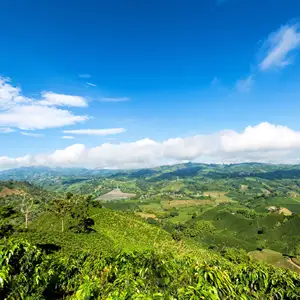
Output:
top-left (61, 136), bottom-right (75, 139)
top-left (235, 75), bottom-right (254, 92)
top-left (1, 122), bottom-right (300, 170)
top-left (221, 122), bottom-right (300, 152)
top-left (100, 97), bottom-right (129, 102)
top-left (260, 23), bottom-right (300, 71)
top-left (63, 128), bottom-right (126, 135)
top-left (39, 92), bottom-right (88, 107)
top-left (0, 77), bottom-right (89, 131)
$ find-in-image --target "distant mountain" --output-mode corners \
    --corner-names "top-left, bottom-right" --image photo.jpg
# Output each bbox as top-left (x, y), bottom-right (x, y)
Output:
top-left (0, 166), bottom-right (117, 181)
top-left (1, 163), bottom-right (300, 183)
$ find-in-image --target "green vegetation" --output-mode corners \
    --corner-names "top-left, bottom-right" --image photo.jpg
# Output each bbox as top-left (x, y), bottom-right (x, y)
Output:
top-left (1, 163), bottom-right (300, 298)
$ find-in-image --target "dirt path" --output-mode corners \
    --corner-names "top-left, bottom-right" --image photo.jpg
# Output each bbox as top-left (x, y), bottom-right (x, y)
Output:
top-left (287, 258), bottom-right (300, 270)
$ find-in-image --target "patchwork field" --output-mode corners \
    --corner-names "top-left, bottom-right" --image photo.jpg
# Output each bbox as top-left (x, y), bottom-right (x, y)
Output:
top-left (203, 191), bottom-right (234, 203)
top-left (162, 199), bottom-right (213, 209)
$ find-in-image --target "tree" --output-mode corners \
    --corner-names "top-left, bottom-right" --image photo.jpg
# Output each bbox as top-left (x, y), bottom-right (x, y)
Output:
top-left (52, 198), bottom-right (72, 232)
top-left (0, 205), bottom-right (16, 239)
top-left (0, 224), bottom-right (14, 239)
top-left (19, 195), bottom-right (35, 229)
top-left (70, 195), bottom-right (95, 233)
top-left (291, 244), bottom-right (300, 257)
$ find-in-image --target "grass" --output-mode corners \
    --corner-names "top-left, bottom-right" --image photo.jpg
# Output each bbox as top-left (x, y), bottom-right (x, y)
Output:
top-left (135, 212), bottom-right (157, 219)
top-left (292, 257), bottom-right (300, 266)
top-left (249, 249), bottom-right (300, 273)
top-left (140, 202), bottom-right (162, 213)
top-left (170, 206), bottom-right (202, 223)
top-left (161, 181), bottom-right (185, 192)
top-left (103, 200), bottom-right (139, 211)
top-left (266, 197), bottom-right (300, 213)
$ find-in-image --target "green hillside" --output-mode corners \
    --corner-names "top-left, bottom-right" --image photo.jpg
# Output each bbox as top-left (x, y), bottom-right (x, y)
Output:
top-left (17, 207), bottom-right (200, 256)
top-left (2, 164), bottom-right (300, 298)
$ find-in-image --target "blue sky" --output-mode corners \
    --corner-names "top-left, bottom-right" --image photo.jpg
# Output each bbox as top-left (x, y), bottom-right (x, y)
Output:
top-left (1, 0), bottom-right (300, 169)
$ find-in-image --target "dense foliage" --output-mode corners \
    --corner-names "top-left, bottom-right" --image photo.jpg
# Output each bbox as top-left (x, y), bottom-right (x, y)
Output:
top-left (1, 240), bottom-right (300, 299)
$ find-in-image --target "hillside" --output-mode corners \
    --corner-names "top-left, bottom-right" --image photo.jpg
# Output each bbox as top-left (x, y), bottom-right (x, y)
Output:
top-left (2, 164), bottom-right (300, 298)
top-left (2, 204), bottom-right (300, 299)
top-left (17, 207), bottom-right (203, 255)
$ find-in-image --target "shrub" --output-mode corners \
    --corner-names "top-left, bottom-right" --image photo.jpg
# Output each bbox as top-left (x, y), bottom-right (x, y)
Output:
top-left (1, 240), bottom-right (300, 299)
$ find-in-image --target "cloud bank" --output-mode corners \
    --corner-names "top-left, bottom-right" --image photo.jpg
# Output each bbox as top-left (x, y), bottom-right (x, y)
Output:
top-left (1, 122), bottom-right (300, 170)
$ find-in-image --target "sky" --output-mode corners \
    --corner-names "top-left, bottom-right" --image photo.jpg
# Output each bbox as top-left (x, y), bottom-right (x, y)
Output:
top-left (1, 0), bottom-right (300, 169)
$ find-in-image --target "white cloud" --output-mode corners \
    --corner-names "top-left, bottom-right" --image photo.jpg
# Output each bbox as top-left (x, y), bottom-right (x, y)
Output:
top-left (79, 74), bottom-right (91, 78)
top-left (39, 92), bottom-right (88, 107)
top-left (0, 76), bottom-right (89, 130)
top-left (86, 82), bottom-right (97, 87)
top-left (2, 122), bottom-right (300, 169)
top-left (260, 24), bottom-right (300, 71)
top-left (235, 75), bottom-right (254, 92)
top-left (0, 105), bottom-right (88, 130)
top-left (220, 122), bottom-right (300, 152)
top-left (48, 144), bottom-right (86, 166)
top-left (0, 127), bottom-right (15, 133)
top-left (20, 131), bottom-right (44, 138)
top-left (62, 136), bottom-right (75, 139)
top-left (100, 97), bottom-right (129, 102)
top-left (0, 77), bottom-right (30, 109)
top-left (63, 128), bottom-right (126, 136)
